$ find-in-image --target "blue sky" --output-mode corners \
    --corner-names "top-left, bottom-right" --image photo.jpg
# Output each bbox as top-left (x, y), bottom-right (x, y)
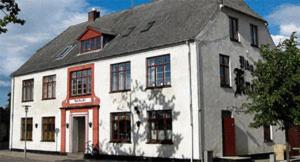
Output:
top-left (0, 0), bottom-right (299, 107)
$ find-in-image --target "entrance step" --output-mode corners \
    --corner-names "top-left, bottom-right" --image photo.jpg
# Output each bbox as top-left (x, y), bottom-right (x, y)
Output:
top-left (217, 156), bottom-right (252, 162)
top-left (67, 153), bottom-right (84, 159)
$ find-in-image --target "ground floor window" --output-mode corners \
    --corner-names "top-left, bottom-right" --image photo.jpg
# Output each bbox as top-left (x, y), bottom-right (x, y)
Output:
top-left (21, 118), bottom-right (33, 141)
top-left (42, 117), bottom-right (55, 142)
top-left (264, 125), bottom-right (272, 142)
top-left (148, 110), bottom-right (172, 144)
top-left (110, 112), bottom-right (131, 143)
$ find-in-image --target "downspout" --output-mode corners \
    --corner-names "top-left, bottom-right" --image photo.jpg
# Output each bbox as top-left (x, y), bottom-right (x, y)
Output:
top-left (196, 41), bottom-right (205, 160)
top-left (186, 40), bottom-right (194, 162)
top-left (9, 77), bottom-right (15, 150)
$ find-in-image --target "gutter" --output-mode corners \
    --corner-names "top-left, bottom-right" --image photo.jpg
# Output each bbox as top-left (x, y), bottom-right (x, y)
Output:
top-left (9, 77), bottom-right (15, 150)
top-left (196, 41), bottom-right (205, 160)
top-left (186, 40), bottom-right (194, 162)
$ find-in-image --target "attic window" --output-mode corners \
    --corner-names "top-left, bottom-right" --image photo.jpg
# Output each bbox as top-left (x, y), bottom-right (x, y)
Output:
top-left (80, 36), bottom-right (102, 53)
top-left (141, 21), bottom-right (155, 32)
top-left (122, 26), bottom-right (136, 37)
top-left (56, 45), bottom-right (75, 59)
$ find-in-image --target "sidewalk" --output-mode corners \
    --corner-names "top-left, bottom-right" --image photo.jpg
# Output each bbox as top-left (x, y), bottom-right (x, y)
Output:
top-left (0, 150), bottom-right (84, 162)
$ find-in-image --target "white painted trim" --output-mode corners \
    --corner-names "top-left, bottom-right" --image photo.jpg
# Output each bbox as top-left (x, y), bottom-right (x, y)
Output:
top-left (69, 112), bottom-right (89, 153)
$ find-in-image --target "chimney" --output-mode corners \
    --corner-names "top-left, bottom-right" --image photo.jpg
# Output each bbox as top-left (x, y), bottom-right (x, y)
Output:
top-left (88, 8), bottom-right (100, 22)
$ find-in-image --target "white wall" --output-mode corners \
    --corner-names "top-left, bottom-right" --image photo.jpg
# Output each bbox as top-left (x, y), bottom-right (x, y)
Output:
top-left (10, 43), bottom-right (200, 160)
top-left (11, 68), bottom-right (67, 152)
top-left (195, 7), bottom-right (285, 157)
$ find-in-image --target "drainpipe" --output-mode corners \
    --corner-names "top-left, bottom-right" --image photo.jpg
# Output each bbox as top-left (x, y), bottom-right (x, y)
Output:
top-left (186, 40), bottom-right (194, 162)
top-left (196, 41), bottom-right (205, 161)
top-left (9, 77), bottom-right (15, 150)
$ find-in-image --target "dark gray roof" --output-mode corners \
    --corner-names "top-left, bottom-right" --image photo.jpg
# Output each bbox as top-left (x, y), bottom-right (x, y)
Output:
top-left (12, 0), bottom-right (264, 76)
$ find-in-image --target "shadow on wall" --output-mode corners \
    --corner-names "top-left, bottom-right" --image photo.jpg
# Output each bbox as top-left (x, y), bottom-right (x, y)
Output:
top-left (100, 80), bottom-right (183, 158)
top-left (235, 116), bottom-right (262, 155)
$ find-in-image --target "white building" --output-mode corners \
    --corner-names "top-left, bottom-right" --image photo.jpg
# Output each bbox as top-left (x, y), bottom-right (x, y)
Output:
top-left (10, 0), bottom-right (297, 161)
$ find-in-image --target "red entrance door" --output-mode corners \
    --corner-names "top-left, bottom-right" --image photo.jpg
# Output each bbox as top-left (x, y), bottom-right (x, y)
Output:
top-left (223, 117), bottom-right (236, 156)
top-left (288, 125), bottom-right (300, 156)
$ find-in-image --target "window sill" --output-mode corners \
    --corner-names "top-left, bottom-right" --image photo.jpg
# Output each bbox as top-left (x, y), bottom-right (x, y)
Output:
top-left (41, 140), bottom-right (55, 142)
top-left (146, 85), bottom-right (172, 90)
top-left (69, 94), bottom-right (92, 99)
top-left (42, 98), bottom-right (56, 101)
top-left (109, 140), bottom-right (131, 144)
top-left (230, 38), bottom-right (240, 43)
top-left (264, 140), bottom-right (273, 143)
top-left (147, 140), bottom-right (173, 145)
top-left (21, 139), bottom-right (32, 141)
top-left (221, 85), bottom-right (232, 89)
top-left (22, 100), bottom-right (33, 103)
top-left (109, 89), bottom-right (131, 94)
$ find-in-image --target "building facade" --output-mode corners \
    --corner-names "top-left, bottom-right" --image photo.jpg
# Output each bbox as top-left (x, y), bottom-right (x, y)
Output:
top-left (10, 0), bottom-right (295, 161)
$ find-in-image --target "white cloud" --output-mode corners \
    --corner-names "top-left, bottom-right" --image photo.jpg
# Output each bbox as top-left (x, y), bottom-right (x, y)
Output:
top-left (268, 4), bottom-right (300, 45)
top-left (271, 34), bottom-right (289, 46)
top-left (0, 0), bottom-right (106, 82)
top-left (0, 80), bottom-right (10, 87)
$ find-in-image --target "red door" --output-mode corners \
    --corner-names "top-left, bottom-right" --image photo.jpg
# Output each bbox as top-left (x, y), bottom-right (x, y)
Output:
top-left (288, 125), bottom-right (300, 156)
top-left (223, 117), bottom-right (236, 156)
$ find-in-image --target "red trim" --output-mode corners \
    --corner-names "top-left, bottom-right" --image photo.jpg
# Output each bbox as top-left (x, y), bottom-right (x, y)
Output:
top-left (93, 107), bottom-right (99, 151)
top-left (77, 27), bottom-right (102, 41)
top-left (62, 63), bottom-right (100, 108)
top-left (60, 63), bottom-right (100, 153)
top-left (60, 109), bottom-right (66, 153)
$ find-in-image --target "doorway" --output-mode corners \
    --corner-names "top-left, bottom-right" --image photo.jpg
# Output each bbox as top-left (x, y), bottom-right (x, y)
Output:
top-left (222, 110), bottom-right (236, 156)
top-left (288, 125), bottom-right (300, 156)
top-left (72, 117), bottom-right (86, 153)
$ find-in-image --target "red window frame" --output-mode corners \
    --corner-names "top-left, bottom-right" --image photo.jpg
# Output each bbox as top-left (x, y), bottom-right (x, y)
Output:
top-left (146, 54), bottom-right (171, 88)
top-left (80, 36), bottom-right (101, 53)
top-left (147, 110), bottom-right (173, 144)
top-left (70, 68), bottom-right (92, 97)
top-left (110, 112), bottom-right (131, 143)
top-left (220, 54), bottom-right (230, 87)
top-left (110, 62), bottom-right (131, 92)
top-left (42, 75), bottom-right (56, 100)
top-left (22, 79), bottom-right (34, 102)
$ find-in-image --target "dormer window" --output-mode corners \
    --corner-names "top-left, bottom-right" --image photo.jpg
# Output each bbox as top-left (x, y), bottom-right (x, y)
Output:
top-left (78, 26), bottom-right (115, 54)
top-left (81, 36), bottom-right (102, 53)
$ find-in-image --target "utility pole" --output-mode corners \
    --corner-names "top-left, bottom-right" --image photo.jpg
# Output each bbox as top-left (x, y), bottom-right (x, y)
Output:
top-left (23, 105), bottom-right (31, 159)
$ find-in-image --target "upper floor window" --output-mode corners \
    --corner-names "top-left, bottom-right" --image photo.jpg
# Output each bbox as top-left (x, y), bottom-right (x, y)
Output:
top-left (71, 69), bottom-right (92, 97)
top-left (147, 55), bottom-right (171, 88)
top-left (250, 24), bottom-right (259, 47)
top-left (219, 54), bottom-right (230, 87)
top-left (42, 117), bottom-right (55, 142)
top-left (80, 37), bottom-right (101, 53)
top-left (111, 112), bottom-right (131, 143)
top-left (22, 79), bottom-right (34, 102)
top-left (21, 117), bottom-right (32, 141)
top-left (229, 17), bottom-right (239, 42)
top-left (42, 75), bottom-right (56, 100)
top-left (111, 62), bottom-right (131, 92)
top-left (148, 110), bottom-right (172, 144)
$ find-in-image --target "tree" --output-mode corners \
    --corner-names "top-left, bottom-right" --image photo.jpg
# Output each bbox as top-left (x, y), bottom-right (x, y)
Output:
top-left (0, 0), bottom-right (25, 34)
top-left (244, 33), bottom-right (300, 162)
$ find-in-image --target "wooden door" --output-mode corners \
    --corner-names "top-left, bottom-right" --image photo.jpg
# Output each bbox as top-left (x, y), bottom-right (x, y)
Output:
top-left (223, 117), bottom-right (236, 156)
top-left (77, 117), bottom-right (86, 152)
top-left (288, 125), bottom-right (300, 156)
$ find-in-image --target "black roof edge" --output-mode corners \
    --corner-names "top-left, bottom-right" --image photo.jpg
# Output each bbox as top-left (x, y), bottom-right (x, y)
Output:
top-left (11, 39), bottom-right (195, 77)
